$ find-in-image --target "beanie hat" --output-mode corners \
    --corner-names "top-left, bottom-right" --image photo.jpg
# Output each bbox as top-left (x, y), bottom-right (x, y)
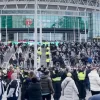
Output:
top-left (67, 72), bottom-right (72, 77)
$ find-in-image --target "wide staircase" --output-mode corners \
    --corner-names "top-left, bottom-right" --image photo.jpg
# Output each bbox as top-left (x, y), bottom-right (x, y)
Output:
top-left (41, 48), bottom-right (47, 67)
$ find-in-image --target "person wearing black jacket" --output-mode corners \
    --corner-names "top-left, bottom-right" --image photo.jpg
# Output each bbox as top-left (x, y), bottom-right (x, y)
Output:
top-left (40, 70), bottom-right (54, 100)
top-left (51, 69), bottom-right (62, 100)
top-left (15, 52), bottom-right (18, 59)
top-left (31, 58), bottom-right (34, 68)
top-left (26, 58), bottom-right (30, 68)
top-left (0, 54), bottom-right (4, 64)
top-left (25, 74), bottom-right (42, 100)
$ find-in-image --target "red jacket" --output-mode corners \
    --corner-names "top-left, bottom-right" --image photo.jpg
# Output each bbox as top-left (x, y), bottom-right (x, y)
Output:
top-left (7, 70), bottom-right (14, 79)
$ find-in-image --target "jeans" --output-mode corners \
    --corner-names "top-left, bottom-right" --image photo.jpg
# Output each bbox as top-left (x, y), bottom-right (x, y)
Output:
top-left (7, 97), bottom-right (18, 100)
top-left (0, 95), bottom-right (2, 100)
top-left (42, 94), bottom-right (51, 100)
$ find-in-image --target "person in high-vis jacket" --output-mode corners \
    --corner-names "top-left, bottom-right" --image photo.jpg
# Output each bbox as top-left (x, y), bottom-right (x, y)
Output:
top-left (77, 69), bottom-right (86, 100)
top-left (46, 46), bottom-right (50, 51)
top-left (7, 73), bottom-right (20, 100)
top-left (51, 69), bottom-right (62, 100)
top-left (37, 49), bottom-right (42, 58)
top-left (38, 46), bottom-right (41, 51)
top-left (37, 57), bottom-right (40, 64)
top-left (45, 50), bottom-right (50, 57)
top-left (46, 56), bottom-right (50, 67)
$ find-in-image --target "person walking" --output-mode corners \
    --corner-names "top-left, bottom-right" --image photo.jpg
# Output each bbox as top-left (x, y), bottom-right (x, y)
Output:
top-left (0, 53), bottom-right (4, 64)
top-left (40, 69), bottom-right (54, 100)
top-left (0, 71), bottom-right (6, 100)
top-left (88, 67), bottom-right (100, 95)
top-left (77, 69), bottom-right (86, 100)
top-left (26, 58), bottom-right (30, 69)
top-left (51, 69), bottom-right (61, 100)
top-left (46, 56), bottom-right (50, 67)
top-left (60, 72), bottom-right (79, 100)
top-left (25, 72), bottom-right (42, 100)
top-left (31, 58), bottom-right (34, 68)
top-left (7, 73), bottom-right (20, 100)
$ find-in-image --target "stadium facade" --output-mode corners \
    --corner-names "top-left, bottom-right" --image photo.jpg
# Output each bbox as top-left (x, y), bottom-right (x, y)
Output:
top-left (0, 0), bottom-right (100, 42)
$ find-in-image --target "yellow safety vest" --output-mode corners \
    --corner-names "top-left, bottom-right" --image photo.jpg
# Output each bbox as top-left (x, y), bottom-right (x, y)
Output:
top-left (46, 47), bottom-right (50, 50)
top-left (46, 59), bottom-right (50, 62)
top-left (38, 47), bottom-right (41, 50)
top-left (46, 52), bottom-right (50, 55)
top-left (52, 77), bottom-right (61, 81)
top-left (78, 72), bottom-right (86, 81)
top-left (37, 51), bottom-right (42, 55)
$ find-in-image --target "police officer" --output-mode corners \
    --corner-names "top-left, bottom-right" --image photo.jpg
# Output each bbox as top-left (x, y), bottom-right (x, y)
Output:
top-left (77, 68), bottom-right (86, 100)
top-left (37, 49), bottom-right (42, 58)
top-left (21, 71), bottom-right (30, 100)
top-left (46, 46), bottom-right (50, 51)
top-left (46, 56), bottom-right (50, 67)
top-left (46, 50), bottom-right (50, 57)
top-left (51, 69), bottom-right (61, 100)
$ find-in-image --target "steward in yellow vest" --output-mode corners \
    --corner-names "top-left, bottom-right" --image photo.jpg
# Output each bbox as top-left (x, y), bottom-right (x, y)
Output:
top-left (46, 57), bottom-right (50, 67)
top-left (78, 71), bottom-right (86, 81)
top-left (38, 46), bottom-right (41, 51)
top-left (45, 50), bottom-right (50, 57)
top-left (77, 69), bottom-right (86, 99)
top-left (51, 69), bottom-right (62, 100)
top-left (37, 49), bottom-right (42, 57)
top-left (46, 46), bottom-right (50, 50)
top-left (37, 57), bottom-right (40, 63)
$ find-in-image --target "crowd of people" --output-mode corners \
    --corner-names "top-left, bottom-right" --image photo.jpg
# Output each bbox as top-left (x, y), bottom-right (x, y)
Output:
top-left (0, 42), bottom-right (100, 100)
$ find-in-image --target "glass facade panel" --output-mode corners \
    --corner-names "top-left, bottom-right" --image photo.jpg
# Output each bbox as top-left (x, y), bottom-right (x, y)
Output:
top-left (0, 15), bottom-right (88, 29)
top-left (92, 12), bottom-right (100, 38)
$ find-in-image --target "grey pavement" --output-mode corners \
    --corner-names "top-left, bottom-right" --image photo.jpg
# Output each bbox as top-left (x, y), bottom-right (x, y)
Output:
top-left (2, 89), bottom-right (91, 100)
top-left (17, 90), bottom-right (91, 100)
top-left (41, 48), bottom-right (46, 66)
top-left (0, 47), bottom-right (15, 68)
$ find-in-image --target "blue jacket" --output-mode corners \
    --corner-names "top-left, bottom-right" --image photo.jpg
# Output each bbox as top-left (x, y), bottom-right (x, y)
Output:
top-left (88, 57), bottom-right (92, 63)
top-left (88, 94), bottom-right (100, 100)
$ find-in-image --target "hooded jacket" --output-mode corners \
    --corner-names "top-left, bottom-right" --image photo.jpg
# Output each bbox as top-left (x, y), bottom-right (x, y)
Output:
top-left (88, 70), bottom-right (100, 91)
top-left (40, 74), bottom-right (54, 95)
top-left (26, 78), bottom-right (42, 100)
top-left (61, 77), bottom-right (79, 100)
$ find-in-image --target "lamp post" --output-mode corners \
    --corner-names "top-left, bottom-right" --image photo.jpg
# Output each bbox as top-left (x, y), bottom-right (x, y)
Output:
top-left (40, 10), bottom-right (42, 45)
top-left (34, 0), bottom-right (38, 69)
top-left (73, 17), bottom-right (76, 42)
top-left (53, 25), bottom-right (55, 41)
top-left (0, 16), bottom-right (1, 41)
top-left (78, 18), bottom-right (81, 43)
top-left (84, 11), bottom-right (87, 42)
top-left (6, 16), bottom-right (7, 45)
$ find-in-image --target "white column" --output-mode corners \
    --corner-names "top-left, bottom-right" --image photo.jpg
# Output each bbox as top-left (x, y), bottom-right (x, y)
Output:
top-left (0, 16), bottom-right (1, 41)
top-left (34, 0), bottom-right (38, 69)
top-left (84, 20), bottom-right (87, 42)
top-left (0, 32), bottom-right (1, 42)
top-left (84, 11), bottom-right (87, 42)
top-left (6, 16), bottom-right (7, 44)
top-left (78, 18), bottom-right (81, 43)
top-left (50, 32), bottom-right (51, 41)
top-left (73, 21), bottom-right (75, 42)
top-left (17, 33), bottom-right (18, 42)
top-left (40, 10), bottom-right (42, 45)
